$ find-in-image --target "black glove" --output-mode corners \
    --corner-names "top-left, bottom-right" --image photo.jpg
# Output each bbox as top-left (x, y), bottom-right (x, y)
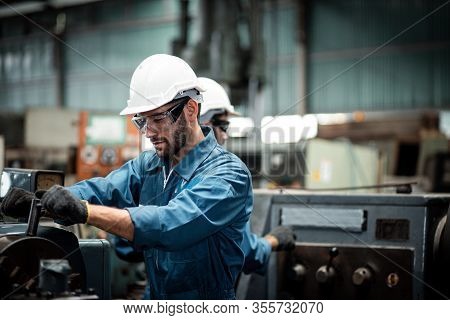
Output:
top-left (41, 185), bottom-right (88, 226)
top-left (266, 226), bottom-right (297, 251)
top-left (0, 187), bottom-right (35, 219)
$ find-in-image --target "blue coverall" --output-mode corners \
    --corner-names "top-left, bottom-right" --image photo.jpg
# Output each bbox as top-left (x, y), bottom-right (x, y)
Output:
top-left (68, 127), bottom-right (253, 299)
top-left (240, 223), bottom-right (271, 275)
top-left (115, 219), bottom-right (272, 274)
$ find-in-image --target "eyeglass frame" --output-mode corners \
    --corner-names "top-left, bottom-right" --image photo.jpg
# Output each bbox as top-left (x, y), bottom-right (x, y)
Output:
top-left (131, 97), bottom-right (190, 133)
top-left (211, 118), bottom-right (230, 133)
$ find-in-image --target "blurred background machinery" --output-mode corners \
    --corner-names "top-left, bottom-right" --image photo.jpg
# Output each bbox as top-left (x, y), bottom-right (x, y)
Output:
top-left (237, 190), bottom-right (450, 299)
top-left (0, 0), bottom-right (449, 189)
top-left (76, 112), bottom-right (139, 181)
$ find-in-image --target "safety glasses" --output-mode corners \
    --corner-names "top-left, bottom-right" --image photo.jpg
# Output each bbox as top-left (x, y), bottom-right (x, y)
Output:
top-left (211, 119), bottom-right (230, 133)
top-left (132, 98), bottom-right (190, 133)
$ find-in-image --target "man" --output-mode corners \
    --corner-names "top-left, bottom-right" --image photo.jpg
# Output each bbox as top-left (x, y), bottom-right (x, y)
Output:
top-left (198, 77), bottom-right (236, 146)
top-left (1, 54), bottom-right (252, 300)
top-left (115, 78), bottom-right (296, 278)
top-left (198, 77), bottom-right (296, 274)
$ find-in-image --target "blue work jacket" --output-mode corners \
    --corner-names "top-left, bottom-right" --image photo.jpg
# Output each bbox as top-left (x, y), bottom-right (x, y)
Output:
top-left (68, 127), bottom-right (253, 299)
top-left (241, 223), bottom-right (271, 275)
top-left (114, 221), bottom-right (271, 275)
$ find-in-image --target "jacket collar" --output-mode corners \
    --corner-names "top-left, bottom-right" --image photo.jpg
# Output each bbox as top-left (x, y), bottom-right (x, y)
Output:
top-left (146, 152), bottom-right (163, 173)
top-left (173, 126), bottom-right (216, 181)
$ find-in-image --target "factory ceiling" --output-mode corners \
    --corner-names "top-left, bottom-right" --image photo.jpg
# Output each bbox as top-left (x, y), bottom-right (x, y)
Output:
top-left (0, 0), bottom-right (103, 18)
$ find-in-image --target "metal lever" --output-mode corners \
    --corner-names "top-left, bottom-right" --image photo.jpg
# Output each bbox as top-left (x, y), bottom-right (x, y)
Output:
top-left (26, 198), bottom-right (42, 237)
top-left (327, 247), bottom-right (339, 270)
top-left (315, 247), bottom-right (339, 284)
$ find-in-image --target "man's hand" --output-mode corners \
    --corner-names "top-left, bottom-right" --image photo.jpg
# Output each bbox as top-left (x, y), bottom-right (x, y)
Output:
top-left (41, 185), bottom-right (88, 226)
top-left (0, 187), bottom-right (35, 219)
top-left (265, 226), bottom-right (297, 251)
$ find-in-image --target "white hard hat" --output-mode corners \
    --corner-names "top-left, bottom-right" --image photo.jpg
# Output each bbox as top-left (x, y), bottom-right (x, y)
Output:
top-left (198, 77), bottom-right (239, 123)
top-left (120, 54), bottom-right (204, 116)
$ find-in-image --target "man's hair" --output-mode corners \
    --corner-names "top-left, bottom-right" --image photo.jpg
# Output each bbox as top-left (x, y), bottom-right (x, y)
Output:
top-left (172, 98), bottom-right (201, 122)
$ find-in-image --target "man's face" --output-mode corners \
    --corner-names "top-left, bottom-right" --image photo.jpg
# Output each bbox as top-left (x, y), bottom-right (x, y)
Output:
top-left (206, 113), bottom-right (229, 145)
top-left (142, 99), bottom-right (189, 160)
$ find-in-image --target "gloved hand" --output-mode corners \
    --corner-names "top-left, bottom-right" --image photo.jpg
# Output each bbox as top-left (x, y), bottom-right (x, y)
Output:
top-left (41, 185), bottom-right (88, 226)
top-left (265, 226), bottom-right (297, 251)
top-left (0, 187), bottom-right (35, 219)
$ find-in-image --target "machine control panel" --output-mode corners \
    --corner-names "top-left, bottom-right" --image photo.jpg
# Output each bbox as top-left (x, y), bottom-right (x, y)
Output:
top-left (0, 168), bottom-right (64, 199)
top-left (278, 244), bottom-right (413, 299)
top-left (234, 192), bottom-right (450, 299)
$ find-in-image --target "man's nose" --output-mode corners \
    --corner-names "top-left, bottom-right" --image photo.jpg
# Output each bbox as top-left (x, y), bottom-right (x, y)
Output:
top-left (145, 125), bottom-right (158, 138)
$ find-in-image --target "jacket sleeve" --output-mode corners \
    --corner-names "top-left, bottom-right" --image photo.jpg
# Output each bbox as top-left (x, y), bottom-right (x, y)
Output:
top-left (67, 153), bottom-right (149, 208)
top-left (113, 236), bottom-right (144, 263)
top-left (128, 169), bottom-right (252, 251)
top-left (241, 222), bottom-right (272, 275)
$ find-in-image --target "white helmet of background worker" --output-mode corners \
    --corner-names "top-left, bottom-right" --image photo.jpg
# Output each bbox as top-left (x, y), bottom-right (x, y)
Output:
top-left (198, 77), bottom-right (239, 123)
top-left (120, 54), bottom-right (204, 115)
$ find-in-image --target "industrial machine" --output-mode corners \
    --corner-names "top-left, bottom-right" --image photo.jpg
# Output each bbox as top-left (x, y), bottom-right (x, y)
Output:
top-left (226, 137), bottom-right (380, 189)
top-left (423, 152), bottom-right (450, 192)
top-left (3, 168), bottom-right (449, 300)
top-left (238, 190), bottom-right (450, 299)
top-left (0, 168), bottom-right (111, 300)
top-left (77, 112), bottom-right (139, 180)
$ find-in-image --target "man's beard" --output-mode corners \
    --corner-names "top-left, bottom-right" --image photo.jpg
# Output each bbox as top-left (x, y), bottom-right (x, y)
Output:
top-left (161, 113), bottom-right (188, 161)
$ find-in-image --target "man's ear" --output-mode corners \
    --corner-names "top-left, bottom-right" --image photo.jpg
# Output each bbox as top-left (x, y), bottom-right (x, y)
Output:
top-left (185, 99), bottom-right (199, 121)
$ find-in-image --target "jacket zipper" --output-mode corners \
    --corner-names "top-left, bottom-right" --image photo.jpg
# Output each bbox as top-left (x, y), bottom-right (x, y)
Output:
top-left (162, 166), bottom-right (174, 190)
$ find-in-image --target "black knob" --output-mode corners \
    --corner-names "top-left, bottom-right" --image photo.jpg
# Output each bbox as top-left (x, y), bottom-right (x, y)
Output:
top-left (329, 247), bottom-right (339, 258)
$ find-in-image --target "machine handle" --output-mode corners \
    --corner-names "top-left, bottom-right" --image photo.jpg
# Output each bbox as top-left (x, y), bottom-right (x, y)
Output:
top-left (327, 247), bottom-right (339, 270)
top-left (26, 198), bottom-right (42, 237)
